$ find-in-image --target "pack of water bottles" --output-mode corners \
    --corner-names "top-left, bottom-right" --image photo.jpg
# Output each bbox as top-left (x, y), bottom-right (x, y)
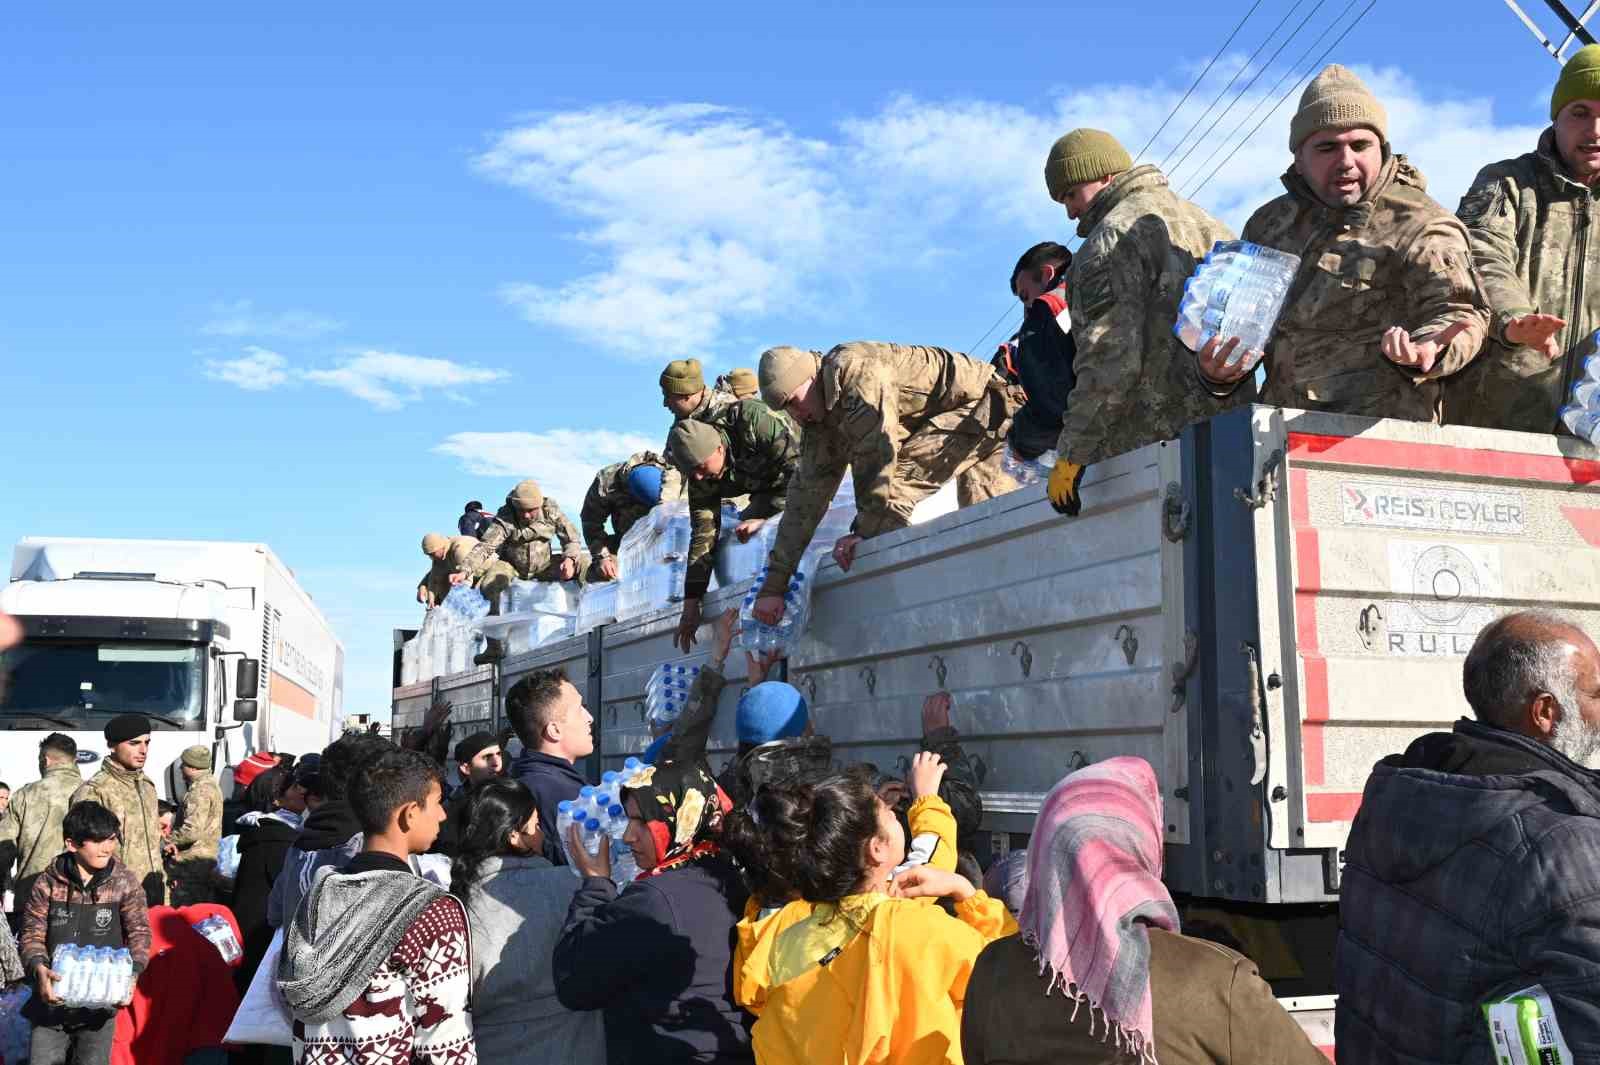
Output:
top-left (575, 579), bottom-right (621, 633)
top-left (1173, 240), bottom-right (1301, 370)
top-left (739, 561), bottom-right (814, 656)
top-left (49, 945), bottom-right (134, 1010)
top-left (646, 663), bottom-right (702, 729)
top-left (480, 580), bottom-right (580, 656)
top-left (215, 833), bottom-right (242, 881)
top-left (556, 757), bottom-right (653, 884)
top-left (0, 985), bottom-right (31, 1064)
top-left (616, 502), bottom-right (694, 620)
top-left (1001, 448), bottom-right (1057, 486)
top-left (192, 915), bottom-right (242, 964)
top-left (404, 589), bottom-right (492, 683)
top-left (1558, 352), bottom-right (1600, 445)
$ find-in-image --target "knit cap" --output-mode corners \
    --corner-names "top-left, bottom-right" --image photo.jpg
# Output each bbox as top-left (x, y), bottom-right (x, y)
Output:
top-left (660, 358), bottom-right (705, 396)
top-left (1044, 129), bottom-right (1133, 202)
top-left (181, 745), bottom-right (212, 770)
top-left (724, 367), bottom-right (759, 398)
top-left (736, 682), bottom-right (809, 745)
top-left (421, 532), bottom-right (448, 555)
top-left (1553, 44), bottom-right (1600, 120)
top-left (452, 731), bottom-right (498, 765)
top-left (507, 479), bottom-right (543, 511)
top-left (758, 346), bottom-right (822, 408)
top-left (667, 420), bottom-right (724, 471)
top-left (1290, 64), bottom-right (1388, 152)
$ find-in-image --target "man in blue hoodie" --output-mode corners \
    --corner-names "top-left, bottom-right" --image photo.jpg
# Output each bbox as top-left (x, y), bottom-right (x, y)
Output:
top-left (1337, 610), bottom-right (1600, 1063)
top-left (507, 668), bottom-right (593, 865)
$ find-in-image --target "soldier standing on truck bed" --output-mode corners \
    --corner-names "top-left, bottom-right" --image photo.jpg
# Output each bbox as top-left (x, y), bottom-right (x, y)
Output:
top-left (666, 400), bottom-right (801, 651)
top-left (1195, 65), bottom-right (1489, 424)
top-left (417, 532), bottom-right (478, 607)
top-left (1002, 241), bottom-right (1079, 462)
top-left (1448, 45), bottom-right (1600, 433)
top-left (1038, 129), bottom-right (1253, 518)
top-left (579, 451), bottom-right (681, 583)
top-left (660, 358), bottom-right (738, 468)
top-left (749, 341), bottom-right (1021, 625)
top-left (718, 367), bottom-right (761, 400)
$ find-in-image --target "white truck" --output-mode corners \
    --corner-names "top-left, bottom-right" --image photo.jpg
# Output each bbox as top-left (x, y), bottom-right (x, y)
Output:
top-left (1, 538), bottom-right (344, 799)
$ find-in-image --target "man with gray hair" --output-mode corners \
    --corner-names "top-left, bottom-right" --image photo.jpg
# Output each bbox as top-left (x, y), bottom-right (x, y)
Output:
top-left (1336, 610), bottom-right (1600, 1063)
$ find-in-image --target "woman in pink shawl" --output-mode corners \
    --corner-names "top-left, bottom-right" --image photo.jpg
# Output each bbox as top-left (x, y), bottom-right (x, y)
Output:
top-left (959, 757), bottom-right (1326, 1065)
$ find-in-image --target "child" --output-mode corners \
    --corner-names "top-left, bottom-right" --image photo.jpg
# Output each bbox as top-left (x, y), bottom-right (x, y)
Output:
top-left (20, 800), bottom-right (152, 1065)
top-left (276, 747), bottom-right (474, 1065)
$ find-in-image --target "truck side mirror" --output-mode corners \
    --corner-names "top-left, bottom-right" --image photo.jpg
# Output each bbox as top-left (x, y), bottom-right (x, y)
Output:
top-left (233, 698), bottom-right (259, 722)
top-left (236, 658), bottom-right (261, 700)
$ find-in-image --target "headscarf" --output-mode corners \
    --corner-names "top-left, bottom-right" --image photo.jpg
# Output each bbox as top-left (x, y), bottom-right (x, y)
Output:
top-left (624, 756), bottom-right (729, 878)
top-left (1019, 757), bottom-right (1178, 1065)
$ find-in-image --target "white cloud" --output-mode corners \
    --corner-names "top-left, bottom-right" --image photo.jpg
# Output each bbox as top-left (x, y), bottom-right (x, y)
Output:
top-left (203, 346), bottom-right (291, 391)
top-left (477, 67), bottom-right (1542, 357)
top-left (434, 428), bottom-right (660, 517)
top-left (201, 300), bottom-right (343, 340)
top-left (301, 351), bottom-right (510, 411)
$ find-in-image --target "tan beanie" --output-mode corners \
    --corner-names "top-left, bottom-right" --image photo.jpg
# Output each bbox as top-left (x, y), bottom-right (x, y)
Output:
top-left (660, 358), bottom-right (705, 397)
top-left (724, 367), bottom-right (759, 399)
top-left (759, 346), bottom-right (822, 408)
top-left (1552, 44), bottom-right (1600, 120)
top-left (1044, 129), bottom-right (1133, 202)
top-left (507, 479), bottom-right (544, 511)
top-left (181, 745), bottom-right (212, 770)
top-left (667, 420), bottom-right (725, 471)
top-left (1290, 64), bottom-right (1388, 152)
top-left (421, 532), bottom-right (448, 555)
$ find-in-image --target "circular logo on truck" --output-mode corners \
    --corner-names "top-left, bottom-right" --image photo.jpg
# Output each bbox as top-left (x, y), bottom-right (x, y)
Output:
top-left (1409, 545), bottom-right (1481, 626)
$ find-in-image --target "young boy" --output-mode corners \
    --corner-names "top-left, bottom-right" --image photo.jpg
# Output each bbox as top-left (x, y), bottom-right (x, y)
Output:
top-left (20, 801), bottom-right (152, 1065)
top-left (276, 747), bottom-right (474, 1065)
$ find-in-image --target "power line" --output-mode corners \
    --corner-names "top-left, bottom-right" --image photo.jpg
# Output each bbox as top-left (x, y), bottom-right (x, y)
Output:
top-left (1134, 0), bottom-right (1269, 164)
top-left (966, 303), bottom-right (1020, 358)
top-left (1158, 0), bottom-right (1308, 174)
top-left (1188, 0), bottom-right (1380, 200)
top-left (1166, 0), bottom-right (1316, 183)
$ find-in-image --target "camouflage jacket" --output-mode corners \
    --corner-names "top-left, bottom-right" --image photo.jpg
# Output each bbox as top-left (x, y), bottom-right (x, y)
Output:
top-left (73, 759), bottom-right (164, 904)
top-left (1449, 129), bottom-right (1600, 432)
top-left (463, 499), bottom-right (585, 580)
top-left (662, 387), bottom-right (738, 468)
top-left (759, 341), bottom-right (1006, 596)
top-left (418, 535), bottom-right (479, 606)
top-left (1061, 165), bottom-right (1254, 466)
top-left (1241, 156), bottom-right (1488, 423)
top-left (580, 451), bottom-right (683, 559)
top-left (168, 775), bottom-right (223, 872)
top-left (685, 400), bottom-right (801, 597)
top-left (0, 764), bottom-right (83, 883)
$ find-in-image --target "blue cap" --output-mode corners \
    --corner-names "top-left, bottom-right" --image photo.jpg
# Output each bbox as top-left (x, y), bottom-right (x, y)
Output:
top-left (627, 465), bottom-right (665, 507)
top-left (736, 681), bottom-right (810, 745)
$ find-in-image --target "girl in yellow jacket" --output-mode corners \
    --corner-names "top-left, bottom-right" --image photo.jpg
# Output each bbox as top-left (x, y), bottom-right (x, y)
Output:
top-left (745, 766), bottom-right (1015, 1065)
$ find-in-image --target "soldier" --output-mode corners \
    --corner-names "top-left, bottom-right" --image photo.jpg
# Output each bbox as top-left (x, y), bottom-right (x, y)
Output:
top-left (749, 342), bottom-right (1020, 624)
top-left (455, 478), bottom-right (587, 606)
top-left (1038, 128), bottom-right (1253, 517)
top-left (1196, 66), bottom-right (1488, 424)
top-left (579, 451), bottom-right (682, 582)
top-left (1449, 45), bottom-right (1600, 432)
top-left (1002, 241), bottom-right (1078, 461)
top-left (666, 400), bottom-right (801, 650)
top-left (416, 532), bottom-right (478, 607)
top-left (718, 367), bottom-right (761, 400)
top-left (0, 733), bottom-right (82, 912)
top-left (660, 358), bottom-right (737, 467)
top-left (72, 713), bottom-right (164, 906)
top-left (164, 745), bottom-right (222, 905)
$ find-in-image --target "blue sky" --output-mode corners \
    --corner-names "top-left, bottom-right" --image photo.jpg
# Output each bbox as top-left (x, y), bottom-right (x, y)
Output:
top-left (0, 1), bottom-right (1565, 718)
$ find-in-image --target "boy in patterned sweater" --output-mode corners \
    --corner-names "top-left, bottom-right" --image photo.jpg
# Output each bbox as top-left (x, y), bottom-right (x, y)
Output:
top-left (276, 748), bottom-right (474, 1065)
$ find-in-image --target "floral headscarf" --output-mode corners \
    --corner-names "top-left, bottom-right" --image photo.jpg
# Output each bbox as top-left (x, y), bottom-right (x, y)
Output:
top-left (624, 756), bottom-right (730, 877)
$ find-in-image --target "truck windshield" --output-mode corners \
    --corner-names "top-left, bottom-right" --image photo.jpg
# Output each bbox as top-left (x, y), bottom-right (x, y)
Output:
top-left (0, 639), bottom-right (205, 730)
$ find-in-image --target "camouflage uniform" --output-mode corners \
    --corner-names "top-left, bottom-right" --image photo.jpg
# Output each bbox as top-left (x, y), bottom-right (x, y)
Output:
top-left (1449, 129), bottom-right (1600, 431)
top-left (73, 758), bottom-right (165, 905)
top-left (417, 535), bottom-right (479, 607)
top-left (758, 341), bottom-right (1020, 597)
top-left (683, 400), bottom-right (801, 597)
top-left (167, 774), bottom-right (223, 905)
top-left (0, 763), bottom-right (82, 902)
top-left (1060, 164), bottom-right (1254, 466)
top-left (580, 451), bottom-right (683, 571)
top-left (662, 387), bottom-right (738, 469)
top-left (1238, 156), bottom-right (1488, 422)
top-left (463, 499), bottom-right (588, 603)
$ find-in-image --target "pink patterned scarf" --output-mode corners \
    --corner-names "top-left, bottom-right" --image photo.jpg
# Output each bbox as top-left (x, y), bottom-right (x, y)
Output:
top-left (1018, 756), bottom-right (1178, 1065)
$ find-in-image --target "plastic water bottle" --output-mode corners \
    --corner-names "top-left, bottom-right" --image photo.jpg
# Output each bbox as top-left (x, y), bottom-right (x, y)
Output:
top-left (555, 799), bottom-right (579, 873)
top-left (1561, 404), bottom-right (1600, 446)
top-left (582, 817), bottom-right (605, 858)
top-left (113, 949), bottom-right (134, 1005)
top-left (1174, 240), bottom-right (1300, 363)
top-left (89, 947), bottom-right (114, 1007)
top-left (1002, 448), bottom-right (1056, 486)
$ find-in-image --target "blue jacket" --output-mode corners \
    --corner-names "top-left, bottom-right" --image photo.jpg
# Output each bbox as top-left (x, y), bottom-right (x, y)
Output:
top-left (515, 750), bottom-right (586, 866)
top-left (1336, 718), bottom-right (1600, 1063)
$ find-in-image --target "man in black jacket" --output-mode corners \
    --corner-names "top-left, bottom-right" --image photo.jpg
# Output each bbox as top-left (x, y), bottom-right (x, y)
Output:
top-left (1337, 611), bottom-right (1600, 1063)
top-left (1000, 241), bottom-right (1078, 460)
top-left (429, 731), bottom-right (504, 856)
top-left (508, 668), bottom-right (594, 865)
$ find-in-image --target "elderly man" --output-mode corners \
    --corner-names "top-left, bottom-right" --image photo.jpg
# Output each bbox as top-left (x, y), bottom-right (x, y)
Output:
top-left (417, 532), bottom-right (478, 607)
top-left (1039, 128), bottom-right (1251, 517)
top-left (1336, 611), bottom-right (1600, 1062)
top-left (1198, 65), bottom-right (1488, 423)
top-left (750, 342), bottom-right (1020, 624)
top-left (580, 451), bottom-right (680, 583)
top-left (1450, 44), bottom-right (1600, 432)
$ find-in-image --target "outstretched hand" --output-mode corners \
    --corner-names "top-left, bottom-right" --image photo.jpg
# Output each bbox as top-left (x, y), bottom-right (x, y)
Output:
top-left (1382, 320), bottom-right (1473, 375)
top-left (1504, 313), bottom-right (1566, 359)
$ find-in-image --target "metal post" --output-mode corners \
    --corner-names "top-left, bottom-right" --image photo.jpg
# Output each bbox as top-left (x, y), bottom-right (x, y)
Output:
top-left (1542, 0), bottom-right (1599, 43)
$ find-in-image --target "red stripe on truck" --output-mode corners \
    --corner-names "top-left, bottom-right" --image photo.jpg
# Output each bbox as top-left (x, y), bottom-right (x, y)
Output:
top-left (1290, 467), bottom-right (1331, 789)
top-left (1306, 792), bottom-right (1363, 823)
top-left (1561, 505), bottom-right (1600, 547)
top-left (270, 672), bottom-right (318, 719)
top-left (1287, 431), bottom-right (1600, 484)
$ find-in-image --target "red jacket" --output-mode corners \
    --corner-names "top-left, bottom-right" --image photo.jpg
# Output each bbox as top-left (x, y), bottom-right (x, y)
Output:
top-left (112, 904), bottom-right (241, 1065)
